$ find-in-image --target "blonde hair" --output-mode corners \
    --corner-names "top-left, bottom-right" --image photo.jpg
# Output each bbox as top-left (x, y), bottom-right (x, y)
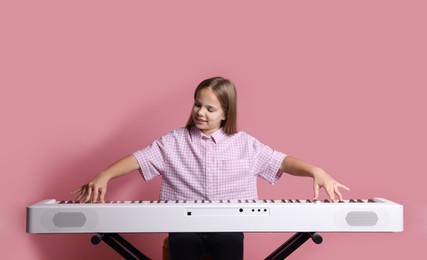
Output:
top-left (186, 77), bottom-right (237, 135)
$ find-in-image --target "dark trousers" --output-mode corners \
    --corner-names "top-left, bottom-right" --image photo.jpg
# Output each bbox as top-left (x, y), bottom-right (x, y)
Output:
top-left (168, 232), bottom-right (244, 260)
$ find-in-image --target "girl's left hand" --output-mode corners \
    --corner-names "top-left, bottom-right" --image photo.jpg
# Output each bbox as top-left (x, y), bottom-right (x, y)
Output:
top-left (312, 168), bottom-right (350, 202)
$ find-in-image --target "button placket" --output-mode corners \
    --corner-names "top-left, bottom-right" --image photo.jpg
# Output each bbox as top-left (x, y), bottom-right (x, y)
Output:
top-left (205, 137), bottom-right (216, 199)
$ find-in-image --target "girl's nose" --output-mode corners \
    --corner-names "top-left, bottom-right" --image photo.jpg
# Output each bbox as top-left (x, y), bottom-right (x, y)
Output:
top-left (196, 107), bottom-right (205, 116)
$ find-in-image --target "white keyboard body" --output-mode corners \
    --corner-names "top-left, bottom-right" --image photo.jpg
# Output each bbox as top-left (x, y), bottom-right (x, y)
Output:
top-left (26, 198), bottom-right (403, 234)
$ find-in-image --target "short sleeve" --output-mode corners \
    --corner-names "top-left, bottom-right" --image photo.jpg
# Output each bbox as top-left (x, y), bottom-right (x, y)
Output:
top-left (133, 137), bottom-right (168, 181)
top-left (250, 136), bottom-right (287, 184)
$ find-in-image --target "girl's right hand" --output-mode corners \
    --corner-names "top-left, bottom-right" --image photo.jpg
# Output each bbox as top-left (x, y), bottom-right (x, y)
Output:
top-left (72, 173), bottom-right (110, 203)
top-left (71, 154), bottom-right (140, 203)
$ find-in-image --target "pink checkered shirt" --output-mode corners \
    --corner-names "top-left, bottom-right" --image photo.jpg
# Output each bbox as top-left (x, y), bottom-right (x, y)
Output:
top-left (133, 127), bottom-right (286, 200)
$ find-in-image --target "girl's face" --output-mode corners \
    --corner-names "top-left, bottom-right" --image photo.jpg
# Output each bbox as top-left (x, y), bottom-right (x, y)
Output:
top-left (192, 88), bottom-right (225, 135)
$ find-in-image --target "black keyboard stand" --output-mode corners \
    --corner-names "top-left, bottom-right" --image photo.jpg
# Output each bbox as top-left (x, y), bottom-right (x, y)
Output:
top-left (91, 233), bottom-right (150, 260)
top-left (90, 232), bottom-right (321, 260)
top-left (265, 232), bottom-right (323, 260)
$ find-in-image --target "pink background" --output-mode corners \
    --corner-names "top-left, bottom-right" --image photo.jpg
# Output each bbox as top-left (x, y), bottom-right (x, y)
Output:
top-left (1, 1), bottom-right (426, 259)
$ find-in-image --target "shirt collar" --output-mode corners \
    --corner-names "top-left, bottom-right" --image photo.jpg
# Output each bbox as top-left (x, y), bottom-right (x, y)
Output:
top-left (190, 127), bottom-right (226, 144)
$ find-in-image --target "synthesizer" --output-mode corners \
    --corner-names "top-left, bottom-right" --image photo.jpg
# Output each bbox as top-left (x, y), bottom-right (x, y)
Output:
top-left (26, 198), bottom-right (403, 234)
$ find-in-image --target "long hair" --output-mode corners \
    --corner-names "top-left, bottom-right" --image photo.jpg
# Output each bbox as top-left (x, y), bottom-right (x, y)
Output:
top-left (186, 77), bottom-right (237, 135)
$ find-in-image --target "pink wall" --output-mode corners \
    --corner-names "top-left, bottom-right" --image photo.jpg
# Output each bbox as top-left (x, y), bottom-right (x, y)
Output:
top-left (1, 1), bottom-right (425, 259)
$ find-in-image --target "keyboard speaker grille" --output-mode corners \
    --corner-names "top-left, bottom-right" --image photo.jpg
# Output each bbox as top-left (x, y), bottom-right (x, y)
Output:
top-left (52, 212), bottom-right (87, 228)
top-left (345, 211), bottom-right (379, 226)
top-left (41, 209), bottom-right (98, 231)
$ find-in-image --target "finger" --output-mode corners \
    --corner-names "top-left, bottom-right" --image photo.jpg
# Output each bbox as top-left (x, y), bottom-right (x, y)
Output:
top-left (326, 187), bottom-right (335, 202)
top-left (85, 185), bottom-right (93, 202)
top-left (337, 183), bottom-right (350, 200)
top-left (339, 184), bottom-right (350, 191)
top-left (71, 186), bottom-right (82, 194)
top-left (75, 192), bottom-right (84, 202)
top-left (74, 186), bottom-right (86, 201)
top-left (313, 184), bottom-right (320, 200)
top-left (92, 186), bottom-right (100, 203)
top-left (335, 187), bottom-right (343, 202)
top-left (99, 188), bottom-right (107, 203)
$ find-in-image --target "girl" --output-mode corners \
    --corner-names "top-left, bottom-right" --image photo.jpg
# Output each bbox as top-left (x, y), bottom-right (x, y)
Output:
top-left (73, 77), bottom-right (349, 260)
